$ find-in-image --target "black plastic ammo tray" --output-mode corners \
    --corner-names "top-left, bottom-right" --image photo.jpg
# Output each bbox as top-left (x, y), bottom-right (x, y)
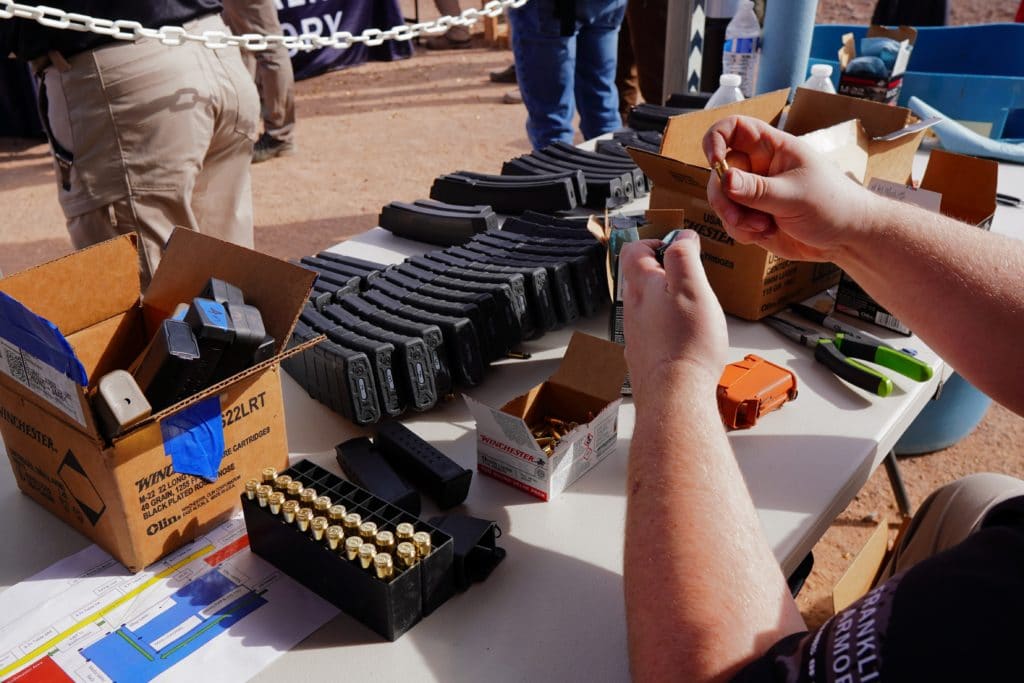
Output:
top-left (242, 460), bottom-right (455, 640)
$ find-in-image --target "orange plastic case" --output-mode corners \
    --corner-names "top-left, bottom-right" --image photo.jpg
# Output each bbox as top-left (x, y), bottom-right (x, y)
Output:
top-left (717, 354), bottom-right (798, 429)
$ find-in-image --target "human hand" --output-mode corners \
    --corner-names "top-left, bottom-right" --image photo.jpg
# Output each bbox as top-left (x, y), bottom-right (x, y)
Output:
top-left (703, 115), bottom-right (881, 262)
top-left (621, 232), bottom-right (727, 408)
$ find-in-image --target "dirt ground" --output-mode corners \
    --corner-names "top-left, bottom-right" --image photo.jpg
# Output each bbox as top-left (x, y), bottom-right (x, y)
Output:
top-left (1, 0), bottom-right (1021, 630)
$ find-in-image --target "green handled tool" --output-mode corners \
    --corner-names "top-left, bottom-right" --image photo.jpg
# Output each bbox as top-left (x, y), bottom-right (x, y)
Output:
top-left (765, 316), bottom-right (934, 397)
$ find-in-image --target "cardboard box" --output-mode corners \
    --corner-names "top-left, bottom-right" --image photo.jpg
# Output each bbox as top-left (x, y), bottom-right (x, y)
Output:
top-left (465, 332), bottom-right (627, 501)
top-left (628, 88), bottom-right (926, 321)
top-left (837, 26), bottom-right (917, 104)
top-left (836, 148), bottom-right (998, 334)
top-left (0, 231), bottom-right (315, 571)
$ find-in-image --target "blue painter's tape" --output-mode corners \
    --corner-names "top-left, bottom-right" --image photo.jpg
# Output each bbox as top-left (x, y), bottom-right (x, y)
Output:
top-left (160, 396), bottom-right (225, 481)
top-left (0, 291), bottom-right (87, 385)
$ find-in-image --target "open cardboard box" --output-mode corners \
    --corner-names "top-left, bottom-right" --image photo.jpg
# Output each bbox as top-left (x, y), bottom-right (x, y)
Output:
top-left (627, 87), bottom-right (927, 321)
top-left (835, 147), bottom-right (999, 334)
top-left (465, 332), bottom-right (627, 501)
top-left (837, 25), bottom-right (917, 105)
top-left (0, 231), bottom-right (315, 571)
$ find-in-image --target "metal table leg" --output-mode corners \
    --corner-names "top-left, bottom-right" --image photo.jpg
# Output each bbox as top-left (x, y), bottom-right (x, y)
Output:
top-left (883, 450), bottom-right (912, 517)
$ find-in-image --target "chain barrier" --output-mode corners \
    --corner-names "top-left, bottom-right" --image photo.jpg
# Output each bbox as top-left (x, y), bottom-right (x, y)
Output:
top-left (0, 0), bottom-right (527, 51)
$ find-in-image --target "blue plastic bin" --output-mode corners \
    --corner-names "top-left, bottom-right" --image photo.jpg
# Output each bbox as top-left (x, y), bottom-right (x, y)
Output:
top-left (894, 372), bottom-right (992, 455)
top-left (809, 24), bottom-right (1024, 141)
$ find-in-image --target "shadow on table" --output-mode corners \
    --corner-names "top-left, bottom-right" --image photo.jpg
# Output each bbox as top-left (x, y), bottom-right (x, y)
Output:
top-left (291, 501), bottom-right (631, 682)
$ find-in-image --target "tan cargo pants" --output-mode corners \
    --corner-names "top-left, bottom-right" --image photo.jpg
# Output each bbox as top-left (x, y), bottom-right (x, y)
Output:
top-left (222, 0), bottom-right (296, 144)
top-left (40, 13), bottom-right (259, 288)
top-left (879, 472), bottom-right (1024, 581)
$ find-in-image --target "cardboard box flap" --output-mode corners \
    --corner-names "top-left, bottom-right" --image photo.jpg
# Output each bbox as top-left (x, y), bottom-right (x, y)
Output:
top-left (144, 229), bottom-right (316, 356)
top-left (832, 517), bottom-right (890, 614)
top-left (0, 235), bottom-right (139, 336)
top-left (798, 120), bottom-right (870, 184)
top-left (660, 89), bottom-right (790, 167)
top-left (549, 332), bottom-right (627, 402)
top-left (786, 89), bottom-right (912, 140)
top-left (920, 149), bottom-right (998, 225)
top-left (628, 148), bottom-right (712, 205)
top-left (838, 32), bottom-right (856, 71)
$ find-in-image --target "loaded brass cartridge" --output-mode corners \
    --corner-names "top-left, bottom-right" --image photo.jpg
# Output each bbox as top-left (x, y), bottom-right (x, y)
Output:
top-left (296, 508), bottom-right (314, 532)
top-left (343, 513), bottom-right (362, 535)
top-left (345, 535), bottom-right (364, 561)
top-left (260, 467), bottom-right (278, 484)
top-left (282, 500), bottom-right (300, 523)
top-left (328, 504), bottom-right (347, 522)
top-left (359, 521), bottom-right (378, 542)
top-left (245, 479), bottom-right (259, 500)
top-left (396, 542), bottom-right (418, 568)
top-left (299, 488), bottom-right (318, 506)
top-left (326, 525), bottom-right (344, 550)
top-left (375, 531), bottom-right (396, 555)
top-left (314, 496), bottom-right (332, 514)
top-left (287, 481), bottom-right (305, 500)
top-left (374, 553), bottom-right (394, 580)
top-left (714, 159), bottom-right (729, 182)
top-left (311, 516), bottom-right (329, 541)
top-left (256, 484), bottom-right (272, 508)
top-left (359, 543), bottom-right (377, 569)
top-left (396, 522), bottom-right (415, 544)
top-left (273, 474), bottom-right (293, 491)
top-left (268, 492), bottom-right (285, 515)
top-left (412, 531), bottom-right (432, 558)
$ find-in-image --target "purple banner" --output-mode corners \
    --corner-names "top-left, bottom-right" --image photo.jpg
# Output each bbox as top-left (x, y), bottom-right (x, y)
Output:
top-left (276, 0), bottom-right (413, 80)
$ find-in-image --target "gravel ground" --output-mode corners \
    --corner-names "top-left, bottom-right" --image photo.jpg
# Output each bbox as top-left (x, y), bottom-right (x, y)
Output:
top-left (0, 0), bottom-right (1021, 630)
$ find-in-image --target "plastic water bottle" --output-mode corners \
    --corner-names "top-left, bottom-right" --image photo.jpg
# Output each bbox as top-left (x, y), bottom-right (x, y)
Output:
top-left (705, 74), bottom-right (746, 109)
top-left (722, 0), bottom-right (761, 98)
top-left (800, 64), bottom-right (836, 94)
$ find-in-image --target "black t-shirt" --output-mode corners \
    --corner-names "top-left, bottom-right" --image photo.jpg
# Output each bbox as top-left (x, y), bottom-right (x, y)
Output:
top-left (1, 1), bottom-right (222, 61)
top-left (733, 495), bottom-right (1024, 682)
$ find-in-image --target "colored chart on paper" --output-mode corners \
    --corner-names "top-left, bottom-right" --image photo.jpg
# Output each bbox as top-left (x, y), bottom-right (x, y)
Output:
top-left (0, 518), bottom-right (338, 683)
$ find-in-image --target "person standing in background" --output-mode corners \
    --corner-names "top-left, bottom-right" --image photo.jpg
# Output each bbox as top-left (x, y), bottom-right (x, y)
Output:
top-left (615, 0), bottom-right (667, 118)
top-left (222, 0), bottom-right (298, 162)
top-left (0, 2), bottom-right (259, 288)
top-left (509, 0), bottom-right (628, 149)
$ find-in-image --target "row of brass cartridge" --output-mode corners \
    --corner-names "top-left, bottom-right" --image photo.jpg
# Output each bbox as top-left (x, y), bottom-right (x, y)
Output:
top-left (241, 461), bottom-right (456, 640)
top-left (246, 469), bottom-right (435, 582)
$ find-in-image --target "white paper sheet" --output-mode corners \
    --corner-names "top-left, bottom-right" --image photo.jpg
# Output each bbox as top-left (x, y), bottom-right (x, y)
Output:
top-left (0, 517), bottom-right (338, 683)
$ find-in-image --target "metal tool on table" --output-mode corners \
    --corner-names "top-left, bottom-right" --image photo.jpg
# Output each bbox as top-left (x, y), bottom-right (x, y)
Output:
top-left (789, 303), bottom-right (917, 356)
top-left (765, 315), bottom-right (933, 397)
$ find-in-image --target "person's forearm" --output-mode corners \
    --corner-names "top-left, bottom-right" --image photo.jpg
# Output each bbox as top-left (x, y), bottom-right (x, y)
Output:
top-left (625, 368), bottom-right (806, 683)
top-left (836, 196), bottom-right (1024, 415)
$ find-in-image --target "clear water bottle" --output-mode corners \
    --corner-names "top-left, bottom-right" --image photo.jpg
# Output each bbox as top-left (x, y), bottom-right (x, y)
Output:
top-left (705, 73), bottom-right (746, 109)
top-left (800, 64), bottom-right (836, 94)
top-left (722, 0), bottom-right (761, 98)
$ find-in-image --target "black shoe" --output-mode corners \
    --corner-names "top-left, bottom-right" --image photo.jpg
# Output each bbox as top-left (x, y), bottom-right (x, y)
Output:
top-left (252, 133), bottom-right (295, 163)
top-left (489, 64), bottom-right (517, 84)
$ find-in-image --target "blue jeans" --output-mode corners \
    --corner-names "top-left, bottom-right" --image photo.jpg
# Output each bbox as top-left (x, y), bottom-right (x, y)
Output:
top-left (510, 0), bottom-right (627, 149)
